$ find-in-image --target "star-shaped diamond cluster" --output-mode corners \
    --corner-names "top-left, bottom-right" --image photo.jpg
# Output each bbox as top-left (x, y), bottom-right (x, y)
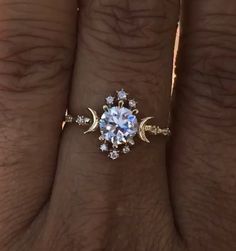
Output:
top-left (98, 89), bottom-right (139, 160)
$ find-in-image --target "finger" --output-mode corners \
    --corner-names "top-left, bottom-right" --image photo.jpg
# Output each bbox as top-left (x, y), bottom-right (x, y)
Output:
top-left (0, 0), bottom-right (77, 245)
top-left (170, 0), bottom-right (236, 250)
top-left (45, 0), bottom-right (180, 250)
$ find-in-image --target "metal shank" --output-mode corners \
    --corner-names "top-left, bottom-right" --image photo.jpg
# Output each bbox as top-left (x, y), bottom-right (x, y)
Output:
top-left (65, 114), bottom-right (171, 137)
top-left (144, 125), bottom-right (171, 136)
top-left (65, 114), bottom-right (91, 126)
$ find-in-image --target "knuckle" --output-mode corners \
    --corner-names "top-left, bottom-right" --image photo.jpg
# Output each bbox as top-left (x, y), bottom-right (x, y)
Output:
top-left (177, 16), bottom-right (236, 123)
top-left (177, 63), bottom-right (236, 128)
top-left (80, 0), bottom-right (179, 53)
top-left (0, 3), bottom-right (76, 93)
top-left (0, 45), bottom-right (72, 93)
top-left (187, 55), bottom-right (236, 104)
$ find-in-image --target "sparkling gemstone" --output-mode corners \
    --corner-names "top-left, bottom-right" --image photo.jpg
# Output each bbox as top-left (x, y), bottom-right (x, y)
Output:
top-left (99, 106), bottom-right (138, 145)
top-left (129, 99), bottom-right (137, 108)
top-left (106, 96), bottom-right (115, 105)
top-left (76, 116), bottom-right (84, 125)
top-left (117, 89), bottom-right (128, 100)
top-left (76, 116), bottom-right (90, 125)
top-left (109, 150), bottom-right (119, 160)
top-left (122, 145), bottom-right (130, 154)
top-left (100, 143), bottom-right (108, 152)
top-left (76, 116), bottom-right (83, 124)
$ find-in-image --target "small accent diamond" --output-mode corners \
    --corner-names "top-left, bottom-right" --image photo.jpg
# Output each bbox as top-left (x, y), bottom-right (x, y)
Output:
top-left (76, 116), bottom-right (90, 125)
top-left (106, 96), bottom-right (115, 105)
top-left (76, 116), bottom-right (84, 125)
top-left (100, 143), bottom-right (108, 152)
top-left (129, 99), bottom-right (137, 108)
top-left (65, 114), bottom-right (73, 123)
top-left (109, 150), bottom-right (119, 160)
top-left (122, 145), bottom-right (130, 154)
top-left (117, 89), bottom-right (128, 100)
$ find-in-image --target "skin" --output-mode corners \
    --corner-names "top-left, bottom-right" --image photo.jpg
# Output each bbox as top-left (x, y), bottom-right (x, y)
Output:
top-left (0, 0), bottom-right (235, 250)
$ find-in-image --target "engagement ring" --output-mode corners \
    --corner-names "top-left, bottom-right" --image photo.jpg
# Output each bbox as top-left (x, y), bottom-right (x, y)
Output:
top-left (65, 89), bottom-right (170, 160)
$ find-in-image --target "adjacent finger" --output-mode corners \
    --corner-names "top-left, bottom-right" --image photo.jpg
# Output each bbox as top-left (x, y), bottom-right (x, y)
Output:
top-left (46, 0), bottom-right (180, 250)
top-left (170, 0), bottom-right (236, 250)
top-left (0, 0), bottom-right (77, 246)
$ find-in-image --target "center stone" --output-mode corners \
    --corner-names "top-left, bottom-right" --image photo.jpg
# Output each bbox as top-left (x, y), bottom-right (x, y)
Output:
top-left (99, 106), bottom-right (138, 145)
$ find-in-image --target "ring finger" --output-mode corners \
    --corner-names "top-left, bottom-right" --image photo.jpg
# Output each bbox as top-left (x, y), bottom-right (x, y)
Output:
top-left (45, 1), bottom-right (180, 250)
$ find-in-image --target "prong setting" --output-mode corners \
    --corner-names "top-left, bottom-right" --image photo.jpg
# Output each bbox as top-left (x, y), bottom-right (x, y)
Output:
top-left (118, 100), bottom-right (124, 108)
top-left (103, 105), bottom-right (109, 112)
top-left (132, 109), bottom-right (139, 115)
top-left (127, 137), bottom-right (135, 145)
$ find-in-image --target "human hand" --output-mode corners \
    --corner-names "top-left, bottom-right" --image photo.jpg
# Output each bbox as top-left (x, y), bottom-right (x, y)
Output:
top-left (0, 0), bottom-right (235, 250)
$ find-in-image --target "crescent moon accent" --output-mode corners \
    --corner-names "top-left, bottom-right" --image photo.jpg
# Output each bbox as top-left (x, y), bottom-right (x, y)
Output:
top-left (138, 117), bottom-right (154, 143)
top-left (84, 108), bottom-right (99, 134)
